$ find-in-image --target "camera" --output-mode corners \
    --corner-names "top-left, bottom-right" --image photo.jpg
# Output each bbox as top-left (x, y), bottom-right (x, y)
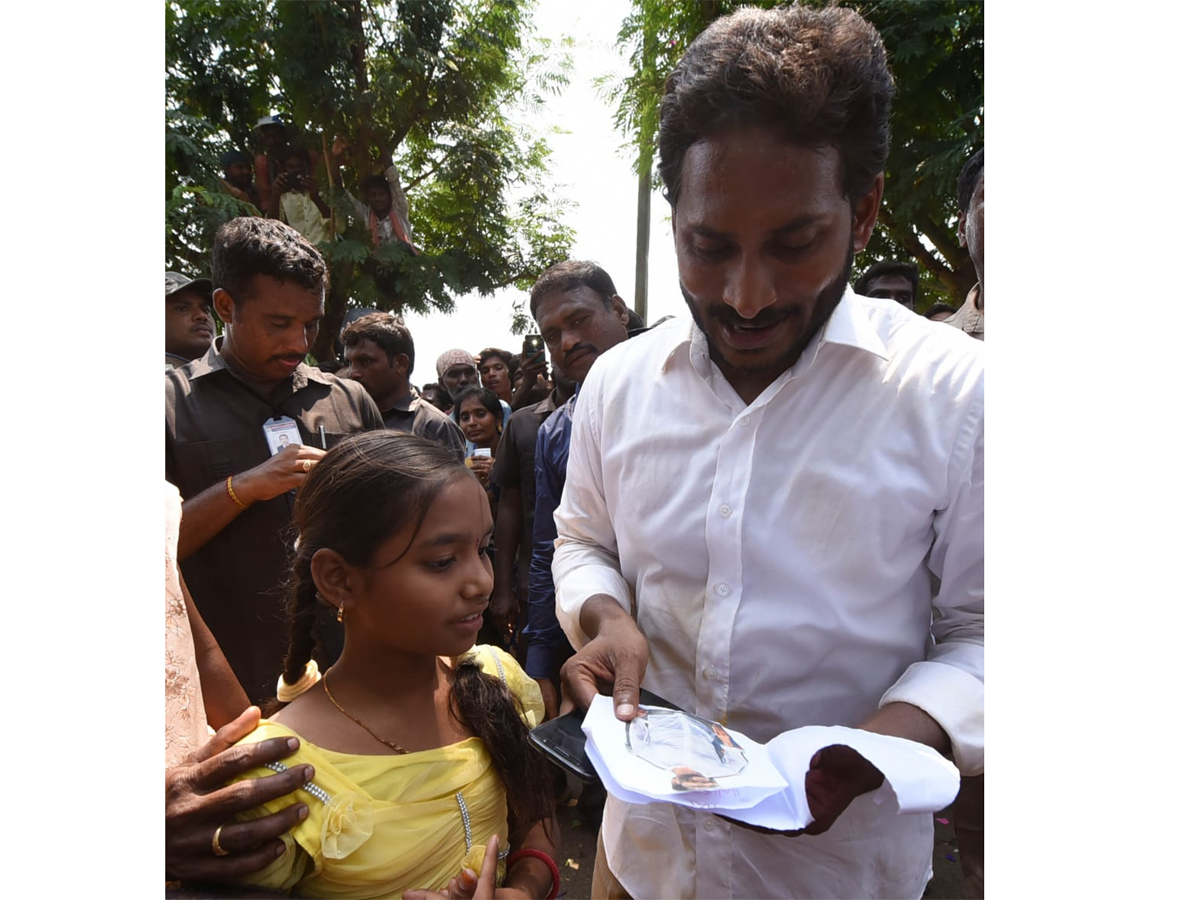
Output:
top-left (523, 334), bottom-right (545, 364)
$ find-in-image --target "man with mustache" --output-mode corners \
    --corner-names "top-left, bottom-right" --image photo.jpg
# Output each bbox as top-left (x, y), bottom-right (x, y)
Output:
top-left (551, 6), bottom-right (984, 899)
top-left (524, 260), bottom-right (629, 718)
top-left (165, 271), bottom-right (216, 369)
top-left (166, 217), bottom-right (383, 704)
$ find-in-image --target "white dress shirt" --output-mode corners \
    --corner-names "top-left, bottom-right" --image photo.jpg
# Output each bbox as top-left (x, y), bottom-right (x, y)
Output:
top-left (552, 289), bottom-right (984, 899)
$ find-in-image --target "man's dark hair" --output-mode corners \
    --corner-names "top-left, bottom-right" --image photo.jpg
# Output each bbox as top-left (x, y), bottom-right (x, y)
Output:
top-left (220, 149), bottom-right (253, 170)
top-left (360, 173), bottom-right (389, 194)
top-left (957, 147), bottom-right (984, 216)
top-left (342, 312), bottom-right (415, 370)
top-left (854, 260), bottom-right (919, 301)
top-left (924, 302), bottom-right (957, 319)
top-left (211, 217), bottom-right (327, 305)
top-left (282, 145), bottom-right (310, 173)
top-left (658, 4), bottom-right (894, 207)
top-left (529, 260), bottom-right (619, 320)
top-left (478, 347), bottom-right (515, 380)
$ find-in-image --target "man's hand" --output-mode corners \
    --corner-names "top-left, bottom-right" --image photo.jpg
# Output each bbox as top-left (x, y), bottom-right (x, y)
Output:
top-left (512, 354), bottom-right (550, 409)
top-left (237, 445), bottom-right (327, 504)
top-left (331, 135), bottom-right (350, 163)
top-left (559, 595), bottom-right (647, 719)
top-left (802, 743), bottom-right (884, 834)
top-left (534, 677), bottom-right (559, 721)
top-left (270, 171), bottom-right (290, 199)
top-left (165, 706), bottom-right (314, 882)
top-left (719, 743), bottom-right (884, 838)
top-left (488, 586), bottom-right (518, 642)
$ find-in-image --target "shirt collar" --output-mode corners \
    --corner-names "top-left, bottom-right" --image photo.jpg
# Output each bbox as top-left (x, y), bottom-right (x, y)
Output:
top-left (185, 336), bottom-right (335, 392)
top-left (386, 386), bottom-right (422, 414)
top-left (819, 288), bottom-right (890, 361)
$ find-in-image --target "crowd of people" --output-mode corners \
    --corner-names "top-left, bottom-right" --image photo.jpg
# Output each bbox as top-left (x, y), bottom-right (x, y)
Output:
top-left (164, 5), bottom-right (984, 899)
top-left (215, 115), bottom-right (417, 260)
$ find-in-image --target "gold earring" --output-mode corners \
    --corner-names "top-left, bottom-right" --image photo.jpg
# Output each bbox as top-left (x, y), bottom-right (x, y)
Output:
top-left (337, 602), bottom-right (345, 623)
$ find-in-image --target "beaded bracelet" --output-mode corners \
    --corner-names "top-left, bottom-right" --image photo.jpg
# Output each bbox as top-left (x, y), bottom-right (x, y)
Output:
top-left (226, 475), bottom-right (249, 510)
top-left (506, 848), bottom-right (559, 900)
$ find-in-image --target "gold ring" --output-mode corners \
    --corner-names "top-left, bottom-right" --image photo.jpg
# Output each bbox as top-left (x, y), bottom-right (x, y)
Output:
top-left (302, 459), bottom-right (313, 472)
top-left (212, 824), bottom-right (230, 857)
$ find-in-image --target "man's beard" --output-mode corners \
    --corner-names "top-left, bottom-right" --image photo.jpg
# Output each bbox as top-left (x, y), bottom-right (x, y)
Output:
top-left (682, 238), bottom-right (855, 377)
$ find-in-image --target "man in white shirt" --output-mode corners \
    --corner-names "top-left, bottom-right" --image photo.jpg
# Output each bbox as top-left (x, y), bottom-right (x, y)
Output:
top-left (551, 6), bottom-right (983, 899)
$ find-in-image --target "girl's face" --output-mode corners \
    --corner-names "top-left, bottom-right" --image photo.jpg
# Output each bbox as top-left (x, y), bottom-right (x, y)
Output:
top-left (347, 474), bottom-right (494, 657)
top-left (458, 397), bottom-right (500, 446)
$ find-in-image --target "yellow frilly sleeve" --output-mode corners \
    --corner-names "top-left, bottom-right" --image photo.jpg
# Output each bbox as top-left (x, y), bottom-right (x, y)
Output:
top-left (456, 645), bottom-right (545, 729)
top-left (227, 722), bottom-right (376, 890)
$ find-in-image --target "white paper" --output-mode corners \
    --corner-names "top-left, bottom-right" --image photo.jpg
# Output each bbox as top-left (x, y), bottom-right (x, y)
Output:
top-left (582, 697), bottom-right (961, 830)
top-left (582, 697), bottom-right (787, 810)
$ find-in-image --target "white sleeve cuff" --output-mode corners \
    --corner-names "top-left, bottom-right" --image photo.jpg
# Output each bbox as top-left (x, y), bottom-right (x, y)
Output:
top-left (879, 659), bottom-right (984, 776)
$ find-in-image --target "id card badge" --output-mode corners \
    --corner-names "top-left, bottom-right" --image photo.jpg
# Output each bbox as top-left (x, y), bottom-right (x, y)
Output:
top-left (263, 416), bottom-right (303, 455)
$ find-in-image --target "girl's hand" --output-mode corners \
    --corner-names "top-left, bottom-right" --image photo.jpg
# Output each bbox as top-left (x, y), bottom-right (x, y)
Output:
top-left (402, 835), bottom-right (501, 900)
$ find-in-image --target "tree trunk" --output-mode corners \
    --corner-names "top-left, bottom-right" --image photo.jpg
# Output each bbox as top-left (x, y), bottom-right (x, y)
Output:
top-left (314, 274), bottom-right (350, 364)
top-left (633, 168), bottom-right (650, 321)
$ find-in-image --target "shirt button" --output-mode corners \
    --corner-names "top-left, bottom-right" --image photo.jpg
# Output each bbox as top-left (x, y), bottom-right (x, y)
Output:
top-left (702, 665), bottom-right (718, 680)
top-left (704, 818), bottom-right (717, 831)
top-left (715, 583), bottom-right (729, 596)
top-left (739, 416), bottom-right (750, 427)
top-left (719, 504), bottom-right (732, 518)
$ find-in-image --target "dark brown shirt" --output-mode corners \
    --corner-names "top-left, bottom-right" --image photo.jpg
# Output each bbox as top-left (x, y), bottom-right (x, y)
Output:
top-left (382, 387), bottom-right (468, 461)
top-left (490, 393), bottom-right (561, 602)
top-left (165, 343), bottom-right (384, 703)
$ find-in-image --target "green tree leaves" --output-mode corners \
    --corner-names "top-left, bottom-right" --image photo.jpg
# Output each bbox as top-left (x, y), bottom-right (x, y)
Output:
top-left (166, 0), bottom-right (574, 358)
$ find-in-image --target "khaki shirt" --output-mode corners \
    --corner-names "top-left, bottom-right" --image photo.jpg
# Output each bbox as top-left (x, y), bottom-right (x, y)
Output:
top-left (944, 283), bottom-right (984, 341)
top-left (165, 343), bottom-right (384, 703)
top-left (382, 387), bottom-right (468, 461)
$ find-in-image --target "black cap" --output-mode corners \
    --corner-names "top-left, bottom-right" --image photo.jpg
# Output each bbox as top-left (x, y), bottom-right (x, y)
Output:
top-left (165, 271), bottom-right (213, 299)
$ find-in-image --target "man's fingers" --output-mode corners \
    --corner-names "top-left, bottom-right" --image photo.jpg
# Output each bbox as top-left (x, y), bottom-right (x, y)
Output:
top-left (188, 759), bottom-right (314, 821)
top-left (188, 736), bottom-right (303, 792)
top-left (210, 802), bottom-right (309, 855)
top-left (610, 665), bottom-right (643, 721)
top-left (559, 657), bottom-right (598, 714)
top-left (170, 838), bottom-right (288, 882)
top-left (185, 706), bottom-right (262, 765)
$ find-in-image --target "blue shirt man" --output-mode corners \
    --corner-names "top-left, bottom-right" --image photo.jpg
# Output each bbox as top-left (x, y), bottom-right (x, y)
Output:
top-left (520, 260), bottom-right (631, 716)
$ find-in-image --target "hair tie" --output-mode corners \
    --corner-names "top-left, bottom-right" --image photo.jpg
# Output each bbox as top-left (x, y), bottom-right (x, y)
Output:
top-left (277, 659), bottom-right (322, 702)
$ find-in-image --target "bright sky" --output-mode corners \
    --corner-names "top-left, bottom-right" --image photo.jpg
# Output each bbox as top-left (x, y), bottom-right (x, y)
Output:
top-left (405, 0), bottom-right (686, 386)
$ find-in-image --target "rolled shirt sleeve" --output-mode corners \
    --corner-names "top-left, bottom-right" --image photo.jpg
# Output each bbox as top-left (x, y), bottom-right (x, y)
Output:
top-left (880, 373), bottom-right (984, 775)
top-left (550, 380), bottom-right (633, 654)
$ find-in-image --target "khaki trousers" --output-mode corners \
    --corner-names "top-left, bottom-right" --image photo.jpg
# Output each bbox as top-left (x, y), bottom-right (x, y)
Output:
top-left (590, 829), bottom-right (633, 900)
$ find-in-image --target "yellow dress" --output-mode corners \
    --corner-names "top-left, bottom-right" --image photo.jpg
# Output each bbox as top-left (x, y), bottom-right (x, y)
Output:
top-left (229, 646), bottom-right (544, 898)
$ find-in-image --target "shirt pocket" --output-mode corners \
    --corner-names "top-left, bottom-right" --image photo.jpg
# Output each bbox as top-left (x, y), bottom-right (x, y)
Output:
top-left (173, 435), bottom-right (264, 493)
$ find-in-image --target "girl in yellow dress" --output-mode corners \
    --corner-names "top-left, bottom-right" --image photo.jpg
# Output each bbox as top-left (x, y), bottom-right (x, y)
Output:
top-left (226, 431), bottom-right (559, 899)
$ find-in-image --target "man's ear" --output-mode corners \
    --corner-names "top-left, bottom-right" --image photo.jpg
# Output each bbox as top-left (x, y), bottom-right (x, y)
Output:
top-left (850, 173), bottom-right (885, 252)
top-left (610, 294), bottom-right (630, 327)
top-left (213, 288), bottom-right (237, 326)
top-left (311, 547), bottom-right (357, 616)
top-left (957, 215), bottom-right (967, 248)
top-left (392, 353), bottom-right (411, 377)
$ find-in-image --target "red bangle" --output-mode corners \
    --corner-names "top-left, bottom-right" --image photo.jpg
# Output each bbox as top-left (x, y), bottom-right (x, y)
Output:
top-left (507, 848), bottom-right (559, 900)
